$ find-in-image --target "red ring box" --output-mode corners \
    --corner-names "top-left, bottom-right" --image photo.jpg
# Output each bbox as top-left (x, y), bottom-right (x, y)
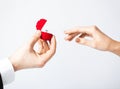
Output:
top-left (36, 19), bottom-right (47, 30)
top-left (41, 32), bottom-right (53, 41)
top-left (36, 19), bottom-right (53, 41)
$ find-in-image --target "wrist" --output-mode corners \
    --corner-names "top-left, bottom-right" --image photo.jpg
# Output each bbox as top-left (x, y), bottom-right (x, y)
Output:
top-left (8, 56), bottom-right (19, 72)
top-left (108, 40), bottom-right (120, 56)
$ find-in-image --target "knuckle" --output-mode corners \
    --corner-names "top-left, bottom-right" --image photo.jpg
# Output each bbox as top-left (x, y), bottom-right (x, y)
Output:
top-left (91, 25), bottom-right (98, 32)
top-left (38, 61), bottom-right (46, 68)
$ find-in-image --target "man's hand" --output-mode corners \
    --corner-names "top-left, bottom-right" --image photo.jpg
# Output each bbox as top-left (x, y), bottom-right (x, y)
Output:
top-left (9, 30), bottom-right (56, 71)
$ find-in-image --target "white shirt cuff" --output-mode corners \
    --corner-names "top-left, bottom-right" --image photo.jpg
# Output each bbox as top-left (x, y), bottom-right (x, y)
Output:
top-left (0, 58), bottom-right (15, 85)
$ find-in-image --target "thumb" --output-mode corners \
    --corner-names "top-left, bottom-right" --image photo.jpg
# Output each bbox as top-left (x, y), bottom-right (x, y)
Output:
top-left (28, 30), bottom-right (41, 48)
top-left (75, 38), bottom-right (92, 47)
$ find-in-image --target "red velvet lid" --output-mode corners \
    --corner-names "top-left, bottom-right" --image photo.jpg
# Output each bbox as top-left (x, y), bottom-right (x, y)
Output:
top-left (36, 19), bottom-right (53, 41)
top-left (36, 19), bottom-right (47, 30)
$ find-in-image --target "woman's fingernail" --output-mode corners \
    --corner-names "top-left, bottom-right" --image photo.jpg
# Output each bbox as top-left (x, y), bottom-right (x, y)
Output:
top-left (76, 38), bottom-right (80, 42)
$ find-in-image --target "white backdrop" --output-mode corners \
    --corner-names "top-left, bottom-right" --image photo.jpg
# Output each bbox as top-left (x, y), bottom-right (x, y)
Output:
top-left (0, 0), bottom-right (120, 89)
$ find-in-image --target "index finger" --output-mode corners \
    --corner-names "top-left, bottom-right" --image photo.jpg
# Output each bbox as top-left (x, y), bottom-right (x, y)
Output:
top-left (43, 35), bottom-right (56, 60)
top-left (64, 26), bottom-right (93, 35)
top-left (48, 35), bottom-right (56, 55)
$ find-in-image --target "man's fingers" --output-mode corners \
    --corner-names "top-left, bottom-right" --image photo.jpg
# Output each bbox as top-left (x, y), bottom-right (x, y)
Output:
top-left (37, 39), bottom-right (50, 54)
top-left (37, 36), bottom-right (56, 66)
top-left (42, 36), bottom-right (56, 60)
top-left (42, 41), bottom-right (50, 52)
top-left (49, 35), bottom-right (56, 55)
top-left (37, 39), bottom-right (44, 54)
top-left (28, 30), bottom-right (41, 48)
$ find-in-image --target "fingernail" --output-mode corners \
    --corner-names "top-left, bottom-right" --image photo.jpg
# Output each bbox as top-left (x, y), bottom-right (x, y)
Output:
top-left (76, 38), bottom-right (80, 42)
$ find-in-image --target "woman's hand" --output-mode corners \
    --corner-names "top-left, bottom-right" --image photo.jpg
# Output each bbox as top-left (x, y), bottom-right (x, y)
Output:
top-left (65, 25), bottom-right (120, 56)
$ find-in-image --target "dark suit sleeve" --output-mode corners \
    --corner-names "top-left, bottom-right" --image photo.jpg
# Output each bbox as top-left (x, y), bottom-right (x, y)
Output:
top-left (0, 74), bottom-right (3, 89)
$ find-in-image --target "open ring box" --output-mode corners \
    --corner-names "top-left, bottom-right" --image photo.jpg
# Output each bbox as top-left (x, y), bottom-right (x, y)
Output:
top-left (36, 19), bottom-right (53, 41)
